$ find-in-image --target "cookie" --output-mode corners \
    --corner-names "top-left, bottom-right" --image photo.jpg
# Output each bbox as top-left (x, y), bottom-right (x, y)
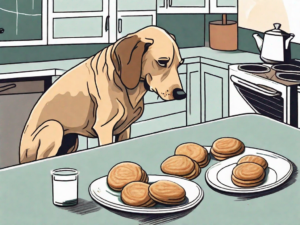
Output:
top-left (232, 162), bottom-right (265, 187)
top-left (211, 137), bottom-right (245, 160)
top-left (121, 182), bottom-right (156, 207)
top-left (107, 162), bottom-right (144, 191)
top-left (238, 155), bottom-right (268, 170)
top-left (149, 180), bottom-right (186, 205)
top-left (175, 143), bottom-right (209, 167)
top-left (183, 161), bottom-right (201, 180)
top-left (140, 169), bottom-right (149, 183)
top-left (198, 155), bottom-right (210, 168)
top-left (161, 155), bottom-right (195, 176)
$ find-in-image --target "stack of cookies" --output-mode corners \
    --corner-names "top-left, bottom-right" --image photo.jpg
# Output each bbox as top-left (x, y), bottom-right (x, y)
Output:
top-left (161, 155), bottom-right (200, 180)
top-left (107, 162), bottom-right (148, 191)
top-left (160, 142), bottom-right (210, 180)
top-left (231, 155), bottom-right (268, 187)
top-left (175, 143), bottom-right (210, 168)
top-left (148, 180), bottom-right (186, 205)
top-left (211, 137), bottom-right (245, 161)
top-left (121, 182), bottom-right (156, 207)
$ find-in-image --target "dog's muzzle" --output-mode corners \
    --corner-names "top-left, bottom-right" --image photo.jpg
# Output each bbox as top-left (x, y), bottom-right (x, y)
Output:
top-left (173, 88), bottom-right (187, 100)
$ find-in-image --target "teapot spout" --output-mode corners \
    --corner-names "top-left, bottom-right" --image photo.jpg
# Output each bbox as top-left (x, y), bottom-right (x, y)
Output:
top-left (253, 33), bottom-right (263, 52)
top-left (285, 33), bottom-right (295, 49)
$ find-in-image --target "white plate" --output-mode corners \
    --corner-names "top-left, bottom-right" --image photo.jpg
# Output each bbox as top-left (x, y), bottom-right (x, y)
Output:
top-left (89, 175), bottom-right (204, 214)
top-left (205, 147), bottom-right (293, 193)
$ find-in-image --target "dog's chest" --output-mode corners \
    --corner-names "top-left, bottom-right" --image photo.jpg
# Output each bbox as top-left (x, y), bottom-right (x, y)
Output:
top-left (113, 101), bottom-right (144, 134)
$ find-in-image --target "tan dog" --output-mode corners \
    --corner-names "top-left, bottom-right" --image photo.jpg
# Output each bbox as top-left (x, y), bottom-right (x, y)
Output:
top-left (19, 26), bottom-right (186, 164)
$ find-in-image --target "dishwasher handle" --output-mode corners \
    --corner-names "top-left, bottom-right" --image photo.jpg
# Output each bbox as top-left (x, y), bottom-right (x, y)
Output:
top-left (231, 75), bottom-right (281, 97)
top-left (0, 84), bottom-right (16, 93)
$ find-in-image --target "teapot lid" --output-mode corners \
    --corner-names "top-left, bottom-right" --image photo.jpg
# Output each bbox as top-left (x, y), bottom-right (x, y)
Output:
top-left (266, 23), bottom-right (290, 36)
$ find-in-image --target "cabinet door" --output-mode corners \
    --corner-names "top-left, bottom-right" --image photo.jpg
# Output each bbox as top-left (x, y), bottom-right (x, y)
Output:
top-left (187, 63), bottom-right (201, 125)
top-left (0, 0), bottom-right (47, 46)
top-left (157, 0), bottom-right (209, 14)
top-left (201, 64), bottom-right (229, 122)
top-left (210, 0), bottom-right (237, 13)
top-left (48, 0), bottom-right (110, 44)
top-left (117, 11), bottom-right (156, 39)
top-left (118, 0), bottom-right (156, 11)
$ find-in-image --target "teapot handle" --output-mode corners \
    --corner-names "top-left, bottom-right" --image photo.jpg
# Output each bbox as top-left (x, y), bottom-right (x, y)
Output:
top-left (274, 23), bottom-right (281, 29)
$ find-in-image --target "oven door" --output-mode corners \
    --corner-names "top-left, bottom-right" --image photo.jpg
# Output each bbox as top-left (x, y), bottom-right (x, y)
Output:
top-left (230, 75), bottom-right (285, 123)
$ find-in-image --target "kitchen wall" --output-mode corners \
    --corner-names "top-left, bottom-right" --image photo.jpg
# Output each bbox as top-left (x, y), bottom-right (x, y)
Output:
top-left (0, 14), bottom-right (205, 65)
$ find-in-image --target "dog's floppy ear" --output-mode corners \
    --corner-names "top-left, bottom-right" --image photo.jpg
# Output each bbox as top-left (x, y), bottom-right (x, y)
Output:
top-left (112, 35), bottom-right (154, 89)
top-left (169, 33), bottom-right (176, 40)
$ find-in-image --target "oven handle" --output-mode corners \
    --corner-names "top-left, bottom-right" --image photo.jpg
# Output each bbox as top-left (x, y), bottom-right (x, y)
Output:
top-left (231, 75), bottom-right (281, 97)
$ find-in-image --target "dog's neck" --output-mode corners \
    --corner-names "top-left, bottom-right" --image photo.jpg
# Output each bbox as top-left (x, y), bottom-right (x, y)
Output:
top-left (127, 80), bottom-right (147, 108)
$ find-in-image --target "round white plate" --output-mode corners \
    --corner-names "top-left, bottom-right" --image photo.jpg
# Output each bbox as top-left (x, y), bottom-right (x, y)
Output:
top-left (205, 147), bottom-right (293, 193)
top-left (89, 175), bottom-right (204, 214)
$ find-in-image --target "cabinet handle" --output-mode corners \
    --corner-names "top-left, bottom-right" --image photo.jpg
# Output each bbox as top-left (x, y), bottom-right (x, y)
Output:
top-left (0, 28), bottom-right (4, 34)
top-left (118, 19), bottom-right (122, 33)
top-left (105, 16), bottom-right (110, 32)
top-left (169, 0), bottom-right (172, 7)
top-left (0, 84), bottom-right (16, 93)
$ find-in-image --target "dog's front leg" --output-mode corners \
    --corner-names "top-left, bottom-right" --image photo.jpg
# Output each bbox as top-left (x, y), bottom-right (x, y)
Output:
top-left (115, 126), bottom-right (131, 142)
top-left (93, 124), bottom-right (114, 146)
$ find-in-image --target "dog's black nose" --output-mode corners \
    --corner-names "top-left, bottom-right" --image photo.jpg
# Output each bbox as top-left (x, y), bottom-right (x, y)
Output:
top-left (173, 88), bottom-right (186, 100)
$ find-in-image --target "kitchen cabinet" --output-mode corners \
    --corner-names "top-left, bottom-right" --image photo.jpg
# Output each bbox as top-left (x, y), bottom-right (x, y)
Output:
top-left (157, 0), bottom-right (209, 14)
top-left (117, 11), bottom-right (156, 39)
top-left (0, 0), bottom-right (47, 47)
top-left (201, 63), bottom-right (229, 122)
top-left (48, 0), bottom-right (115, 44)
top-left (186, 62), bottom-right (201, 125)
top-left (117, 0), bottom-right (156, 11)
top-left (210, 0), bottom-right (237, 13)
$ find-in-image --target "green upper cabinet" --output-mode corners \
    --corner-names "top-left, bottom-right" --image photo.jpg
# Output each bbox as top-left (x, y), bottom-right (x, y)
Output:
top-left (117, 11), bottom-right (156, 39)
top-left (210, 0), bottom-right (237, 13)
top-left (201, 63), bottom-right (229, 122)
top-left (0, 0), bottom-right (47, 46)
top-left (117, 0), bottom-right (156, 11)
top-left (157, 0), bottom-right (209, 14)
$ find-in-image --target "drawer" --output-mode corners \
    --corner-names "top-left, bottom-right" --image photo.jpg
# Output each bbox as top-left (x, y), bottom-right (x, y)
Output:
top-left (137, 100), bottom-right (186, 122)
top-left (53, 17), bottom-right (103, 38)
top-left (0, 80), bottom-right (44, 95)
top-left (53, 0), bottom-right (103, 12)
top-left (144, 73), bottom-right (186, 104)
top-left (131, 112), bottom-right (186, 138)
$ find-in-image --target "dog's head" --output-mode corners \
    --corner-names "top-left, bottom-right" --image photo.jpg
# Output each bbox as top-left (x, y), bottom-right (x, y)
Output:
top-left (111, 26), bottom-right (186, 101)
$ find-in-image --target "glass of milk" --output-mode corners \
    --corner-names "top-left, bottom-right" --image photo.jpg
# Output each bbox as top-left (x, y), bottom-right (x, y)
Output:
top-left (51, 168), bottom-right (79, 207)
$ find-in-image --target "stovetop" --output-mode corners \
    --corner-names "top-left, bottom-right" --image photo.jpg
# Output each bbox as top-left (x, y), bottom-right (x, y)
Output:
top-left (232, 59), bottom-right (300, 87)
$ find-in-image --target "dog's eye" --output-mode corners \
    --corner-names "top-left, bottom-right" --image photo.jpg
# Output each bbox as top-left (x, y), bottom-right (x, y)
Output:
top-left (158, 60), bottom-right (169, 67)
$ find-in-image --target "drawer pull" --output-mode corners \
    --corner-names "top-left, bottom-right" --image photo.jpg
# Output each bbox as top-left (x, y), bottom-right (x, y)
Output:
top-left (0, 84), bottom-right (16, 93)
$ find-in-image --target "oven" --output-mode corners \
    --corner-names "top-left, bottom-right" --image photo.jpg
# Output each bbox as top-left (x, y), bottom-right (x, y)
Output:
top-left (229, 64), bottom-right (299, 128)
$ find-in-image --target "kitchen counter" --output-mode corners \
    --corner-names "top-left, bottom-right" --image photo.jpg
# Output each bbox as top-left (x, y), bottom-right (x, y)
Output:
top-left (0, 115), bottom-right (298, 225)
top-left (0, 47), bottom-right (262, 79)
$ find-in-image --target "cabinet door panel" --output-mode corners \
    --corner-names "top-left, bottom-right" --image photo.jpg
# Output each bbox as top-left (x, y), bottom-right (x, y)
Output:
top-left (217, 0), bottom-right (237, 7)
top-left (117, 13), bottom-right (155, 39)
top-left (53, 0), bottom-right (103, 12)
top-left (201, 64), bottom-right (229, 122)
top-left (210, 0), bottom-right (237, 13)
top-left (53, 17), bottom-right (103, 38)
top-left (204, 73), bottom-right (223, 122)
top-left (117, 0), bottom-right (156, 11)
top-left (187, 63), bottom-right (201, 125)
top-left (170, 0), bottom-right (205, 7)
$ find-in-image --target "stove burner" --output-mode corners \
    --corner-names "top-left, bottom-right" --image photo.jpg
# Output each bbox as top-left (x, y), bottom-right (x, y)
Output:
top-left (238, 64), bottom-right (271, 73)
top-left (276, 72), bottom-right (300, 82)
top-left (272, 64), bottom-right (300, 73)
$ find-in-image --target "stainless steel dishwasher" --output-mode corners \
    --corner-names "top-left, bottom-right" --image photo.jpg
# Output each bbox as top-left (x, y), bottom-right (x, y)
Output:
top-left (0, 77), bottom-right (52, 169)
